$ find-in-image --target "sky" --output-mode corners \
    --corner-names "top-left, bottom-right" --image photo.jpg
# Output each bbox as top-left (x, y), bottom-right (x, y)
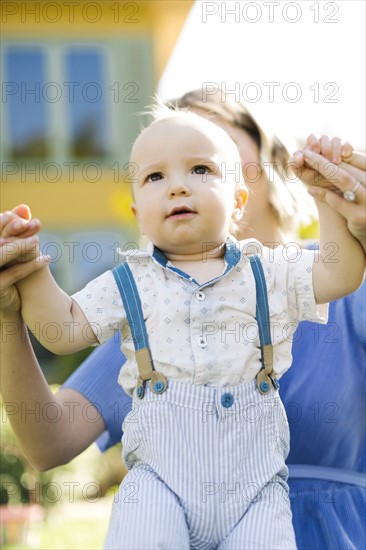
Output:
top-left (158, 0), bottom-right (365, 150)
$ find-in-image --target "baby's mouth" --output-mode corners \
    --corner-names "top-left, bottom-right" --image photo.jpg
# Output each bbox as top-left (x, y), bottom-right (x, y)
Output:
top-left (167, 206), bottom-right (196, 219)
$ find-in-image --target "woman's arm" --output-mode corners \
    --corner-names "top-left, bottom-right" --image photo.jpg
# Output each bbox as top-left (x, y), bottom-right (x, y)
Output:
top-left (0, 225), bottom-right (105, 469)
top-left (310, 151), bottom-right (366, 253)
top-left (1, 312), bottom-right (106, 471)
top-left (1, 210), bottom-right (130, 470)
top-left (2, 315), bottom-right (129, 470)
top-left (61, 333), bottom-right (130, 452)
top-left (290, 138), bottom-right (366, 303)
top-left (305, 149), bottom-right (365, 303)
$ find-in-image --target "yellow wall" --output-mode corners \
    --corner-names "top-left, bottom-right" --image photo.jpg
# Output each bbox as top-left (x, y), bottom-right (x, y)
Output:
top-left (1, 1), bottom-right (193, 81)
top-left (1, 1), bottom-right (194, 228)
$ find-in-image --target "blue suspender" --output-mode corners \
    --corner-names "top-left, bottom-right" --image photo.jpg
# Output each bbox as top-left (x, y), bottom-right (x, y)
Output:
top-left (112, 263), bottom-right (168, 399)
top-left (248, 256), bottom-right (279, 393)
top-left (112, 262), bottom-right (149, 351)
top-left (248, 256), bottom-right (271, 348)
top-left (112, 256), bottom-right (277, 398)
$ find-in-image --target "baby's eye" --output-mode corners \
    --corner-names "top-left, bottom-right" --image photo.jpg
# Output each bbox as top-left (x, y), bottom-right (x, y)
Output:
top-left (146, 172), bottom-right (163, 182)
top-left (192, 165), bottom-right (209, 175)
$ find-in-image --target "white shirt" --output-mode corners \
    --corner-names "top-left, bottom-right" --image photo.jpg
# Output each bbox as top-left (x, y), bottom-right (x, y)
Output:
top-left (72, 238), bottom-right (328, 395)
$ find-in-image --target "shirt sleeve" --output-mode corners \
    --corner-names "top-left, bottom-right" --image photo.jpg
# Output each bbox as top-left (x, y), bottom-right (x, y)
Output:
top-left (72, 270), bottom-right (126, 345)
top-left (61, 333), bottom-right (132, 451)
top-left (265, 245), bottom-right (328, 325)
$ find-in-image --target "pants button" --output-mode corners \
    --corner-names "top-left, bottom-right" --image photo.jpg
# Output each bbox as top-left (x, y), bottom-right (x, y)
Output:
top-left (221, 393), bottom-right (234, 408)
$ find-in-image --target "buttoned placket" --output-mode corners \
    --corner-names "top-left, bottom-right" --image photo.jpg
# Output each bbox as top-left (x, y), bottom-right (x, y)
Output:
top-left (149, 239), bottom-right (242, 385)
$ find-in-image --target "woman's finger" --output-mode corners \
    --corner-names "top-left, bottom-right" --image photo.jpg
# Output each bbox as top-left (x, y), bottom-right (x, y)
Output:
top-left (0, 211), bottom-right (29, 237)
top-left (305, 134), bottom-right (321, 154)
top-left (340, 142), bottom-right (354, 162)
top-left (0, 236), bottom-right (39, 267)
top-left (339, 162), bottom-right (366, 186)
top-left (0, 284), bottom-right (20, 316)
top-left (309, 185), bottom-right (365, 214)
top-left (0, 211), bottom-right (17, 234)
top-left (288, 150), bottom-right (305, 167)
top-left (303, 149), bottom-right (365, 196)
top-left (0, 205), bottom-right (39, 239)
top-left (342, 151), bottom-right (366, 171)
top-left (1, 218), bottom-right (41, 239)
top-left (0, 255), bottom-right (51, 288)
top-left (319, 135), bottom-right (332, 161)
top-left (308, 186), bottom-right (366, 252)
top-left (330, 137), bottom-right (342, 165)
top-left (12, 204), bottom-right (32, 221)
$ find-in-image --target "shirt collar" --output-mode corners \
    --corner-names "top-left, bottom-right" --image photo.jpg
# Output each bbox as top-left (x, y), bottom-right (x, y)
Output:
top-left (151, 235), bottom-right (241, 270)
top-left (120, 237), bottom-right (259, 272)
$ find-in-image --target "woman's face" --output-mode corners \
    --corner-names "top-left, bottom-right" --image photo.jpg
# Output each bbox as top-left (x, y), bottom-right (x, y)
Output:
top-left (205, 115), bottom-right (260, 165)
top-left (190, 109), bottom-right (262, 193)
top-left (190, 107), bottom-right (278, 243)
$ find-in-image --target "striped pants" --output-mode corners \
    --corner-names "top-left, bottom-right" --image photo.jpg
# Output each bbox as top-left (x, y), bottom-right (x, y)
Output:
top-left (104, 380), bottom-right (296, 550)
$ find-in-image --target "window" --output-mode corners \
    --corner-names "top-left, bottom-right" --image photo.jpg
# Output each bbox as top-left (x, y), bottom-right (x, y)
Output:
top-left (1, 38), bottom-right (154, 165)
top-left (4, 47), bottom-right (49, 159)
top-left (64, 48), bottom-right (109, 159)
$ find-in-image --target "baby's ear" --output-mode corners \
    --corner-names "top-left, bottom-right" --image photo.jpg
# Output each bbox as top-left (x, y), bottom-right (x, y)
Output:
top-left (233, 187), bottom-right (248, 220)
top-left (130, 203), bottom-right (138, 219)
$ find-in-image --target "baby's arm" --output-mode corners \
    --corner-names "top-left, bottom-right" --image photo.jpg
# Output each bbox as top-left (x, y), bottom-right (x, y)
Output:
top-left (16, 267), bottom-right (97, 354)
top-left (303, 149), bottom-right (365, 303)
top-left (2, 208), bottom-right (106, 354)
top-left (1, 208), bottom-right (98, 353)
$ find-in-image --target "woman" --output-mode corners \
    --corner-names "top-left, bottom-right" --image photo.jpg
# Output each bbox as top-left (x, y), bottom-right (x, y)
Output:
top-left (1, 90), bottom-right (365, 549)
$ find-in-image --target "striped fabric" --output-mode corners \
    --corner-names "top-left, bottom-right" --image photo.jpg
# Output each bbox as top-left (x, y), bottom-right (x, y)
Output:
top-left (104, 379), bottom-right (296, 549)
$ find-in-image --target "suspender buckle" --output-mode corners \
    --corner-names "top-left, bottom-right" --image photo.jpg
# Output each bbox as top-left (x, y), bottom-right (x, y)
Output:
top-left (135, 348), bottom-right (154, 381)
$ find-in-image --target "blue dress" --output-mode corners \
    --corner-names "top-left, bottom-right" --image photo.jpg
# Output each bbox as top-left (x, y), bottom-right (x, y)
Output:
top-left (280, 281), bottom-right (365, 549)
top-left (63, 282), bottom-right (366, 549)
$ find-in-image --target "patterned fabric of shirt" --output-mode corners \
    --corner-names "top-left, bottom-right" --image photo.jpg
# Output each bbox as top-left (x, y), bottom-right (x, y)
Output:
top-left (72, 238), bottom-right (328, 395)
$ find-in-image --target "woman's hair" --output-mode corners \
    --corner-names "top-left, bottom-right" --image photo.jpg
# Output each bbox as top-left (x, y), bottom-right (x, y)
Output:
top-left (164, 88), bottom-right (317, 238)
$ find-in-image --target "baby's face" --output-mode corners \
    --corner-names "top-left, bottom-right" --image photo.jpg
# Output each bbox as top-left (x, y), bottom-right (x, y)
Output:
top-left (130, 114), bottom-right (246, 259)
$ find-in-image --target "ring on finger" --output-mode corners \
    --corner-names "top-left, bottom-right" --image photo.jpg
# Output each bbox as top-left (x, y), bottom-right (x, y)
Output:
top-left (343, 180), bottom-right (361, 202)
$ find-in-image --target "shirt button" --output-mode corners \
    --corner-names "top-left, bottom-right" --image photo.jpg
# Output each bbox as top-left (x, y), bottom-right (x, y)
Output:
top-left (221, 393), bottom-right (234, 408)
top-left (196, 291), bottom-right (206, 301)
top-left (199, 337), bottom-right (207, 348)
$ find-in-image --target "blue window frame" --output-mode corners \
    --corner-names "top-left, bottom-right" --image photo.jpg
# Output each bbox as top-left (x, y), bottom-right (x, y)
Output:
top-left (64, 48), bottom-right (109, 159)
top-left (4, 47), bottom-right (49, 158)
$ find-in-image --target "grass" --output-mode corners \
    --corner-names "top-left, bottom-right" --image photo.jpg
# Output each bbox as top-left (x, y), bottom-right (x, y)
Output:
top-left (3, 496), bottom-right (113, 550)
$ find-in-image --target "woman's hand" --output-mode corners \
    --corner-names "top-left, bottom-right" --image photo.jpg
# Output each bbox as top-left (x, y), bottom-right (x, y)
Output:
top-left (290, 137), bottom-right (366, 253)
top-left (0, 206), bottom-right (48, 317)
top-left (1, 204), bottom-right (41, 241)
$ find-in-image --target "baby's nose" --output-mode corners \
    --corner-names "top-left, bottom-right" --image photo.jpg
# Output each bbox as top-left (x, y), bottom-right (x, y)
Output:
top-left (168, 179), bottom-right (190, 196)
